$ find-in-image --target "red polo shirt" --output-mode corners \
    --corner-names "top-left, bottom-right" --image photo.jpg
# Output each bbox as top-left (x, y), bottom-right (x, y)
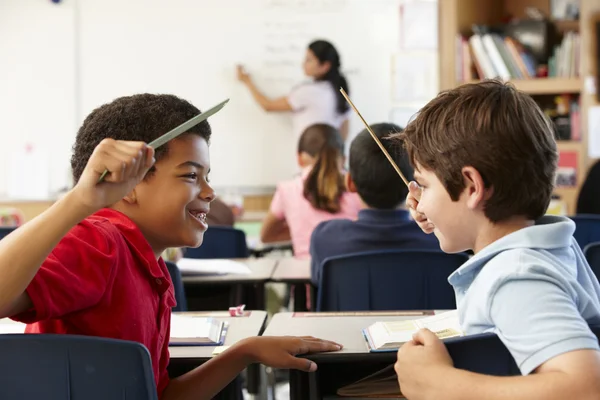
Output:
top-left (11, 209), bottom-right (176, 397)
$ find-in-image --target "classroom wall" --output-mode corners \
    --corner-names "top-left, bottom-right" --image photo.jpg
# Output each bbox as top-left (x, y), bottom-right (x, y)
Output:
top-left (0, 0), bottom-right (438, 201)
top-left (0, 0), bottom-right (77, 198)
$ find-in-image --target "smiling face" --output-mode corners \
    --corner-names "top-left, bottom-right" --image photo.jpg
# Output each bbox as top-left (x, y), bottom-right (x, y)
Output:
top-left (124, 134), bottom-right (215, 255)
top-left (413, 165), bottom-right (477, 253)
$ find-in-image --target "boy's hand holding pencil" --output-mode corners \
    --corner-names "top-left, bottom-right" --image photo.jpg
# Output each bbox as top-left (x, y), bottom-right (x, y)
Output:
top-left (73, 139), bottom-right (155, 212)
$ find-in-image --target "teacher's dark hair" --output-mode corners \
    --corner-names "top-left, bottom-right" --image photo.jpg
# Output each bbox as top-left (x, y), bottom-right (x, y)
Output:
top-left (299, 124), bottom-right (346, 213)
top-left (308, 40), bottom-right (349, 115)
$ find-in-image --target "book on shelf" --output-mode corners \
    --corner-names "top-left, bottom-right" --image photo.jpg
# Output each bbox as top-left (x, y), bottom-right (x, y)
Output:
top-left (362, 310), bottom-right (462, 352)
top-left (169, 314), bottom-right (227, 346)
top-left (456, 22), bottom-right (580, 82)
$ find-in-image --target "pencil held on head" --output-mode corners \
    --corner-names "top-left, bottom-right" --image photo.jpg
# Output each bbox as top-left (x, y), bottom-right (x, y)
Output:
top-left (339, 88), bottom-right (410, 187)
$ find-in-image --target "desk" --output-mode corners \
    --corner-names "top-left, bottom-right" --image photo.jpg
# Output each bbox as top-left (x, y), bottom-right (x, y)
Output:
top-left (169, 310), bottom-right (267, 361)
top-left (168, 311), bottom-right (268, 399)
top-left (271, 258), bottom-right (311, 284)
top-left (263, 311), bottom-right (436, 399)
top-left (182, 258), bottom-right (276, 312)
top-left (1, 311), bottom-right (268, 399)
top-left (271, 258), bottom-right (313, 312)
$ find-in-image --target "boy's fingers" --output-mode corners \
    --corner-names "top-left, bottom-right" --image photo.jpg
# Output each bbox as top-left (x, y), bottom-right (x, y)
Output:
top-left (284, 356), bottom-right (317, 372)
top-left (408, 181), bottom-right (422, 201)
top-left (412, 328), bottom-right (439, 346)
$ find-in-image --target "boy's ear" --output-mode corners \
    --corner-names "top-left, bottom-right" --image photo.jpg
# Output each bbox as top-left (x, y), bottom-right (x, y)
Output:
top-left (345, 172), bottom-right (358, 193)
top-left (122, 189), bottom-right (138, 205)
top-left (461, 166), bottom-right (490, 210)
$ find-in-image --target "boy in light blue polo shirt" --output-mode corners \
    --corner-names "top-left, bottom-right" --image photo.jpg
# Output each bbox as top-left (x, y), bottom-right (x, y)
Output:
top-left (393, 80), bottom-right (600, 399)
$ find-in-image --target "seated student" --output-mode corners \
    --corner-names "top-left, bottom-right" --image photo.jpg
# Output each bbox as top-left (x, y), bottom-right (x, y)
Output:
top-left (309, 122), bottom-right (440, 285)
top-left (261, 123), bottom-right (361, 258)
top-left (206, 197), bottom-right (235, 226)
top-left (393, 80), bottom-right (600, 399)
top-left (0, 94), bottom-right (341, 400)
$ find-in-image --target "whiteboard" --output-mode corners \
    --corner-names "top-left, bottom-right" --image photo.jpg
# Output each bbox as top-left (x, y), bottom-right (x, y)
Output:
top-left (0, 0), bottom-right (76, 198)
top-left (78, 0), bottom-right (407, 189)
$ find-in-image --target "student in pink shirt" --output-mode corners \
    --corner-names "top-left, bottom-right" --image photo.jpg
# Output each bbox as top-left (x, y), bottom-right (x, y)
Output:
top-left (260, 123), bottom-right (362, 258)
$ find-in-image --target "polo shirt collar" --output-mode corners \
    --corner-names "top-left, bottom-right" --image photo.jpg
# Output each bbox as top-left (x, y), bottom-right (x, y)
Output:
top-left (94, 209), bottom-right (167, 281)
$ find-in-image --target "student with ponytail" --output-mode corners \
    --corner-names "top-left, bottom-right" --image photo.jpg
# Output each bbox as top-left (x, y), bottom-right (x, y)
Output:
top-left (260, 124), bottom-right (361, 258)
top-left (237, 39), bottom-right (352, 141)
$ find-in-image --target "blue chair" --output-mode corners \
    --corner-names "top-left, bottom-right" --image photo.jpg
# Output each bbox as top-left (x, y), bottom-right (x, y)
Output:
top-left (0, 227), bottom-right (16, 240)
top-left (584, 241), bottom-right (600, 277)
top-left (184, 226), bottom-right (249, 259)
top-left (569, 214), bottom-right (600, 250)
top-left (445, 324), bottom-right (600, 376)
top-left (316, 249), bottom-right (468, 311)
top-left (0, 334), bottom-right (157, 400)
top-left (166, 261), bottom-right (187, 311)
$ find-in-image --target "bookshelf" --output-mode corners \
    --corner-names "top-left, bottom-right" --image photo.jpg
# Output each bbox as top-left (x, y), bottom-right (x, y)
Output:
top-left (438, 0), bottom-right (600, 215)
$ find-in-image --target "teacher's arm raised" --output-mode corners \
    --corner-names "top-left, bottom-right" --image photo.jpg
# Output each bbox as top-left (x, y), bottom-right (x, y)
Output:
top-left (237, 65), bottom-right (292, 112)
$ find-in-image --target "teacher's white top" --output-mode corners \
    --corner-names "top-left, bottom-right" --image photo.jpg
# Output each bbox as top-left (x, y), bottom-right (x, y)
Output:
top-left (287, 80), bottom-right (350, 142)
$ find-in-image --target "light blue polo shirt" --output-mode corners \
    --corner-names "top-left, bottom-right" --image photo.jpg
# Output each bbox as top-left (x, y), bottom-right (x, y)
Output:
top-left (448, 216), bottom-right (600, 375)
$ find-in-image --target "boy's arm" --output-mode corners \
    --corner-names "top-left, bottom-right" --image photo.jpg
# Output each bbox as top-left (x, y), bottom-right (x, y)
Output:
top-left (0, 192), bottom-right (92, 317)
top-left (0, 139), bottom-right (154, 318)
top-left (396, 330), bottom-right (600, 400)
top-left (260, 212), bottom-right (291, 243)
top-left (396, 274), bottom-right (600, 400)
top-left (162, 336), bottom-right (341, 400)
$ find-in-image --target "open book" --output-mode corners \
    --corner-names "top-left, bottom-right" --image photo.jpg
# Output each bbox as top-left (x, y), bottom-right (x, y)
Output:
top-left (176, 258), bottom-right (251, 276)
top-left (169, 315), bottom-right (227, 346)
top-left (363, 310), bottom-right (462, 352)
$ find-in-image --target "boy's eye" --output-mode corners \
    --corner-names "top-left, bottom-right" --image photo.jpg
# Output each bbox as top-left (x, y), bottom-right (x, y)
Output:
top-left (183, 173), bottom-right (198, 180)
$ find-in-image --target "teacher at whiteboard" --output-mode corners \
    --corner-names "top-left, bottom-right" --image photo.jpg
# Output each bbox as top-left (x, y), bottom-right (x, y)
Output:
top-left (236, 39), bottom-right (351, 141)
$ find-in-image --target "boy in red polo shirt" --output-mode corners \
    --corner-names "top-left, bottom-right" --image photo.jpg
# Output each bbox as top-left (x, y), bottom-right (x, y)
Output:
top-left (0, 94), bottom-right (341, 400)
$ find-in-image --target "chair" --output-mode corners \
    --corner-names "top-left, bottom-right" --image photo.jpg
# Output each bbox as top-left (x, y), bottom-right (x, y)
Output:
top-left (445, 324), bottom-right (600, 376)
top-left (0, 227), bottom-right (16, 240)
top-left (184, 226), bottom-right (249, 259)
top-left (0, 334), bottom-right (157, 400)
top-left (166, 261), bottom-right (187, 311)
top-left (316, 249), bottom-right (468, 311)
top-left (569, 214), bottom-right (600, 250)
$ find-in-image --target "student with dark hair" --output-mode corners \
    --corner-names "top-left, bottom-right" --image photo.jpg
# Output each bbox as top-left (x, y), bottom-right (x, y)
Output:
top-left (394, 80), bottom-right (600, 400)
top-left (236, 39), bottom-right (351, 141)
top-left (261, 123), bottom-right (361, 258)
top-left (0, 93), bottom-right (342, 400)
top-left (309, 123), bottom-right (440, 285)
top-left (577, 160), bottom-right (600, 215)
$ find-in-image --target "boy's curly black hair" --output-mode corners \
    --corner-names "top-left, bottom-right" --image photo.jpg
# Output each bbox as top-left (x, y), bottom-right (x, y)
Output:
top-left (71, 93), bottom-right (211, 183)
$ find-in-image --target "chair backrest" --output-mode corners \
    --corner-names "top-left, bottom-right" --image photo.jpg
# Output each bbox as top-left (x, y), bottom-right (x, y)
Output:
top-left (0, 227), bottom-right (16, 241)
top-left (569, 214), bottom-right (600, 249)
top-left (165, 261), bottom-right (187, 311)
top-left (316, 249), bottom-right (468, 311)
top-left (445, 324), bottom-right (600, 376)
top-left (0, 334), bottom-right (157, 400)
top-left (184, 226), bottom-right (249, 259)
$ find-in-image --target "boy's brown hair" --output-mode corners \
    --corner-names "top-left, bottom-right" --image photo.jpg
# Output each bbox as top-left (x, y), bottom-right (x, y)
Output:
top-left (397, 79), bottom-right (558, 223)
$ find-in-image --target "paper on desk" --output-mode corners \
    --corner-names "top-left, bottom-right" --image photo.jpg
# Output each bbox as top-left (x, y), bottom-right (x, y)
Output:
top-left (588, 106), bottom-right (600, 158)
top-left (176, 258), bottom-right (251, 275)
top-left (0, 320), bottom-right (25, 334)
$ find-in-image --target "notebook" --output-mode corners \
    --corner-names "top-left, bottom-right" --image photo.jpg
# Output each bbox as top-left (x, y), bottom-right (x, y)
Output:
top-left (169, 314), bottom-right (227, 346)
top-left (363, 310), bottom-right (462, 352)
top-left (176, 258), bottom-right (252, 276)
